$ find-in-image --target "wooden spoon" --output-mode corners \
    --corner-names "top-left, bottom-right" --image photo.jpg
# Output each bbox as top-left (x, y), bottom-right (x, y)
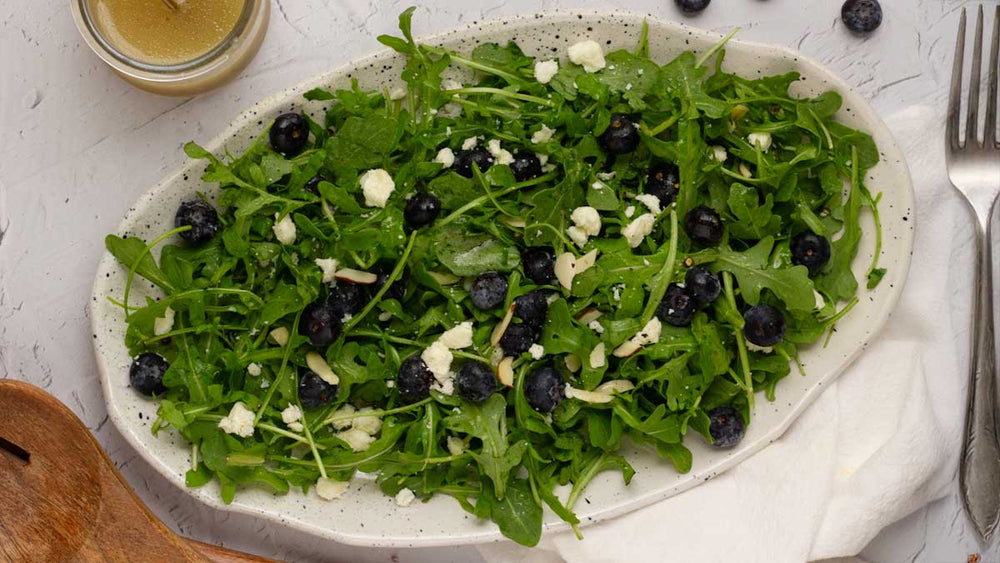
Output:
top-left (0, 379), bottom-right (274, 562)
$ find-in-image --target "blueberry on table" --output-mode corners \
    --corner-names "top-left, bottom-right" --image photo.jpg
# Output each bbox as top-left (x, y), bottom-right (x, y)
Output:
top-left (521, 247), bottom-right (556, 285)
top-left (524, 367), bottom-right (564, 413)
top-left (514, 290), bottom-right (549, 328)
top-left (269, 112), bottom-right (310, 156)
top-left (685, 265), bottom-right (721, 304)
top-left (510, 152), bottom-right (543, 182)
top-left (675, 0), bottom-right (711, 14)
top-left (743, 304), bottom-right (786, 347)
top-left (470, 272), bottom-right (508, 310)
top-left (453, 146), bottom-right (495, 178)
top-left (455, 361), bottom-right (496, 403)
top-left (598, 114), bottom-right (640, 155)
top-left (129, 352), bottom-right (168, 396)
top-left (299, 299), bottom-right (342, 347)
top-left (298, 370), bottom-right (337, 408)
top-left (373, 261), bottom-right (406, 302)
top-left (707, 406), bottom-right (745, 448)
top-left (404, 192), bottom-right (441, 228)
top-left (646, 163), bottom-right (680, 207)
top-left (500, 323), bottom-right (537, 356)
top-left (790, 231), bottom-right (832, 275)
top-left (304, 174), bottom-right (324, 195)
top-left (329, 283), bottom-right (368, 318)
top-left (683, 206), bottom-right (723, 246)
top-left (657, 283), bottom-right (697, 327)
top-left (397, 356), bottom-right (434, 403)
top-left (841, 0), bottom-right (882, 33)
top-left (174, 200), bottom-right (220, 245)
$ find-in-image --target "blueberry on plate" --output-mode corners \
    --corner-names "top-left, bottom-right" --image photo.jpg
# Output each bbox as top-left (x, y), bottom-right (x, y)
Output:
top-left (299, 299), bottom-right (342, 347)
top-left (790, 231), bottom-right (832, 275)
top-left (373, 261), bottom-right (406, 302)
top-left (707, 406), bottom-right (745, 448)
top-left (599, 113), bottom-right (640, 155)
top-left (470, 272), bottom-right (508, 310)
top-left (500, 323), bottom-right (537, 356)
top-left (175, 200), bottom-right (220, 245)
top-left (304, 174), bottom-right (324, 195)
top-left (524, 366), bottom-right (564, 413)
top-left (521, 247), bottom-right (556, 285)
top-left (455, 361), bottom-right (496, 403)
top-left (656, 283), bottom-right (697, 327)
top-left (676, 0), bottom-right (710, 13)
top-left (453, 146), bottom-right (495, 178)
top-left (743, 304), bottom-right (786, 347)
top-left (646, 163), bottom-right (680, 207)
top-left (397, 356), bottom-right (434, 403)
top-left (841, 0), bottom-right (882, 33)
top-left (514, 290), bottom-right (549, 328)
top-left (685, 265), bottom-right (721, 304)
top-left (683, 206), bottom-right (723, 246)
top-left (298, 370), bottom-right (338, 408)
top-left (329, 283), bottom-right (368, 318)
top-left (510, 152), bottom-right (543, 182)
top-left (129, 352), bottom-right (169, 396)
top-left (269, 112), bottom-right (310, 156)
top-left (404, 193), bottom-right (441, 228)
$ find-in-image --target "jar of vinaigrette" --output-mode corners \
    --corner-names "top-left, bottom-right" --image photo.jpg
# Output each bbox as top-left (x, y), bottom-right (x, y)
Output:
top-left (72, 0), bottom-right (270, 96)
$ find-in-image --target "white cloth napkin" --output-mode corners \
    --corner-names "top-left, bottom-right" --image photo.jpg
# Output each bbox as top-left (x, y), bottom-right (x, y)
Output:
top-left (478, 106), bottom-right (974, 563)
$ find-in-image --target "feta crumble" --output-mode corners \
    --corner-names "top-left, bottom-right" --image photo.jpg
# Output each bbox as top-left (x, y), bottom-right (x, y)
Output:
top-left (625, 205), bottom-right (636, 218)
top-left (748, 132), bottom-right (772, 152)
top-left (272, 214), bottom-right (296, 245)
top-left (439, 321), bottom-right (474, 349)
top-left (434, 147), bottom-right (455, 168)
top-left (634, 193), bottom-right (662, 215)
top-left (532, 124), bottom-right (555, 144)
top-left (567, 206), bottom-right (601, 247)
top-left (337, 428), bottom-right (375, 452)
top-left (218, 402), bottom-right (255, 438)
top-left (461, 136), bottom-right (479, 150)
top-left (246, 363), bottom-right (262, 377)
top-left (352, 407), bottom-right (383, 435)
top-left (421, 340), bottom-right (454, 381)
top-left (568, 40), bottom-right (606, 73)
top-left (622, 213), bottom-right (656, 248)
top-left (534, 60), bottom-right (559, 84)
top-left (281, 405), bottom-right (302, 425)
top-left (315, 258), bottom-right (339, 284)
top-left (395, 488), bottom-right (416, 507)
top-left (528, 344), bottom-right (545, 360)
top-left (360, 168), bottom-right (395, 208)
top-left (487, 139), bottom-right (514, 165)
top-left (153, 307), bottom-right (175, 336)
top-left (588, 320), bottom-right (605, 334)
top-left (446, 436), bottom-right (466, 456)
top-left (712, 145), bottom-right (728, 163)
top-left (330, 404), bottom-right (357, 430)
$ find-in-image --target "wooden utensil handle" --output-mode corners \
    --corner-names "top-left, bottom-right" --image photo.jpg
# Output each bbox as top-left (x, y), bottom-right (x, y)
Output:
top-left (184, 539), bottom-right (276, 563)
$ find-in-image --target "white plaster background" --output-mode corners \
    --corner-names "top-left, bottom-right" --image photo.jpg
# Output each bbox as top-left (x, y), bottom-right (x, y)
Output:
top-left (0, 0), bottom-right (991, 561)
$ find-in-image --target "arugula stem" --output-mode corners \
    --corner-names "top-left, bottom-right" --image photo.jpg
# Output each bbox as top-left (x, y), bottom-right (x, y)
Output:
top-left (723, 272), bottom-right (754, 410)
top-left (696, 28), bottom-right (740, 68)
top-left (298, 399), bottom-right (329, 480)
top-left (143, 324), bottom-right (247, 345)
top-left (176, 320), bottom-right (207, 404)
top-left (424, 49), bottom-right (523, 84)
top-left (342, 232), bottom-right (417, 334)
top-left (351, 330), bottom-right (423, 347)
top-left (191, 443), bottom-right (199, 472)
top-left (640, 211), bottom-right (679, 325)
top-left (450, 87), bottom-right (555, 108)
top-left (864, 191), bottom-right (884, 286)
top-left (253, 311), bottom-right (301, 426)
top-left (644, 114), bottom-right (679, 137)
top-left (122, 226), bottom-right (189, 317)
top-left (321, 397), bottom-right (432, 428)
top-left (437, 172), bottom-right (557, 227)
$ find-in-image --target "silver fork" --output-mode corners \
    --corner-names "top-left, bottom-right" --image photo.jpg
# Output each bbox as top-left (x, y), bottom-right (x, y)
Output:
top-left (952, 4), bottom-right (1000, 543)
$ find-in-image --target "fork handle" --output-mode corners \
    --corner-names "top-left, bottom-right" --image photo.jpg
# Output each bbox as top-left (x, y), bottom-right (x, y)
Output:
top-left (961, 215), bottom-right (1000, 542)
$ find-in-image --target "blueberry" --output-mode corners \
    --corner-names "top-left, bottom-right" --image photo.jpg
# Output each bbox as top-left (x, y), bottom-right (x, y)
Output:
top-left (514, 290), bottom-right (549, 328)
top-left (455, 361), bottom-right (496, 403)
top-left (373, 261), bottom-right (406, 302)
top-left (524, 367), bottom-right (564, 413)
top-left (656, 283), bottom-right (697, 327)
top-left (299, 299), bottom-right (342, 347)
top-left (304, 174), bottom-right (324, 195)
top-left (175, 200), bottom-right (220, 245)
top-left (404, 193), bottom-right (441, 228)
top-left (743, 304), bottom-right (786, 347)
top-left (129, 352), bottom-right (168, 396)
top-left (684, 206), bottom-right (723, 246)
top-left (598, 113), bottom-right (640, 155)
top-left (707, 406), bottom-right (745, 448)
top-left (470, 272), bottom-right (508, 310)
top-left (453, 146), bottom-right (495, 178)
top-left (397, 356), bottom-right (434, 403)
top-left (841, 0), bottom-right (882, 33)
top-left (685, 266), bottom-right (721, 304)
top-left (510, 152), bottom-right (543, 182)
top-left (646, 163), bottom-right (680, 207)
top-left (329, 283), bottom-right (368, 318)
top-left (298, 369), bottom-right (338, 408)
top-left (790, 231), bottom-right (832, 275)
top-left (521, 247), bottom-right (556, 285)
top-left (269, 112), bottom-right (310, 156)
top-left (675, 0), bottom-right (710, 13)
top-left (500, 323), bottom-right (537, 356)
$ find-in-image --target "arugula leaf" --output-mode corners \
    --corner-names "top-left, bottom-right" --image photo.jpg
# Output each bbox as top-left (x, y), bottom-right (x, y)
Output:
top-left (711, 237), bottom-right (816, 312)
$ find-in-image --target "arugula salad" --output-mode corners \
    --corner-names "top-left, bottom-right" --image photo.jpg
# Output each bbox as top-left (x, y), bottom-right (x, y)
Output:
top-left (105, 8), bottom-right (884, 546)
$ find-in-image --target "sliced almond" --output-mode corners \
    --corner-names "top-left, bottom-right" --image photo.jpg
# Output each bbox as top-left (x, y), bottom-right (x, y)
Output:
top-left (496, 356), bottom-right (514, 387)
top-left (576, 249), bottom-right (599, 273)
top-left (613, 340), bottom-right (642, 358)
top-left (738, 162), bottom-right (753, 179)
top-left (490, 303), bottom-right (516, 347)
top-left (564, 354), bottom-right (582, 373)
top-left (575, 308), bottom-right (603, 325)
top-left (589, 342), bottom-right (606, 369)
top-left (269, 327), bottom-right (290, 347)
top-left (428, 271), bottom-right (461, 286)
top-left (501, 215), bottom-right (527, 228)
top-left (596, 379), bottom-right (634, 394)
top-left (306, 352), bottom-right (340, 385)
top-left (565, 386), bottom-right (614, 404)
top-left (554, 252), bottom-right (577, 290)
top-left (335, 268), bottom-right (378, 284)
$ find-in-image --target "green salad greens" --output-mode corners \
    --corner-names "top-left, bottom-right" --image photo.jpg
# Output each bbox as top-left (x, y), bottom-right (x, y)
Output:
top-left (105, 8), bottom-right (884, 546)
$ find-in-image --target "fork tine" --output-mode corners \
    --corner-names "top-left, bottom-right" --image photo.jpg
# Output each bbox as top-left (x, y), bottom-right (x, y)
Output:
top-left (985, 5), bottom-right (1000, 147)
top-left (949, 8), bottom-right (968, 151)
top-left (966, 6), bottom-right (984, 147)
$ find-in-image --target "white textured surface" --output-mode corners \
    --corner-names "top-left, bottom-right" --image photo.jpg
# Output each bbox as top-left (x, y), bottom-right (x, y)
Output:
top-left (0, 0), bottom-right (987, 561)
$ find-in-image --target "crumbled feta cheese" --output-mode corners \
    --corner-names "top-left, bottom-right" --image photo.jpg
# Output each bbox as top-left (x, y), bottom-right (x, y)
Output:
top-left (567, 226), bottom-right (590, 248)
top-left (153, 307), bottom-right (175, 336)
top-left (218, 402), bottom-right (255, 438)
top-left (534, 60), bottom-right (559, 84)
top-left (446, 436), bottom-right (466, 456)
top-left (542, 163), bottom-right (557, 173)
top-left (288, 422), bottom-right (304, 432)
top-left (395, 488), bottom-right (416, 507)
top-left (440, 321), bottom-right (474, 349)
top-left (487, 139), bottom-right (514, 165)
top-left (386, 380), bottom-right (395, 388)
top-left (589, 343), bottom-right (606, 368)
top-left (625, 205), bottom-right (636, 218)
top-left (438, 102), bottom-right (463, 119)
top-left (421, 341), bottom-right (454, 382)
top-left (528, 344), bottom-right (545, 360)
top-left (532, 124), bottom-right (555, 144)
top-left (337, 428), bottom-right (376, 452)
top-left (389, 87), bottom-right (407, 101)
top-left (316, 478), bottom-right (349, 500)
top-left (432, 377), bottom-right (455, 396)
top-left (281, 405), bottom-right (302, 425)
top-left (246, 363), bottom-right (262, 377)
top-left (814, 290), bottom-right (826, 310)
top-left (259, 379), bottom-right (270, 389)
top-left (462, 136), bottom-right (479, 150)
top-left (568, 40), bottom-right (606, 73)
top-left (352, 407), bottom-right (383, 435)
top-left (625, 83), bottom-right (633, 91)
top-left (634, 194), bottom-right (662, 215)
top-left (746, 341), bottom-right (774, 354)
top-left (330, 404), bottom-right (357, 430)
top-left (441, 78), bottom-right (463, 91)
top-left (536, 153), bottom-right (549, 166)
top-left (611, 286), bottom-right (621, 301)
top-left (596, 171), bottom-right (616, 181)
top-left (748, 132), bottom-right (773, 152)
top-left (434, 147), bottom-right (455, 168)
top-left (712, 145), bottom-right (728, 163)
top-left (571, 206), bottom-right (602, 236)
top-left (315, 258), bottom-right (339, 284)
top-left (272, 214), bottom-right (296, 245)
top-left (588, 320), bottom-right (605, 334)
top-left (378, 311), bottom-right (393, 322)
top-left (622, 213), bottom-right (656, 248)
top-left (360, 168), bottom-right (395, 208)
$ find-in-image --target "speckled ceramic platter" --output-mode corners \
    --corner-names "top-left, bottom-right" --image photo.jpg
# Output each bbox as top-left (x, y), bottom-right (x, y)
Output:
top-left (91, 10), bottom-right (915, 548)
